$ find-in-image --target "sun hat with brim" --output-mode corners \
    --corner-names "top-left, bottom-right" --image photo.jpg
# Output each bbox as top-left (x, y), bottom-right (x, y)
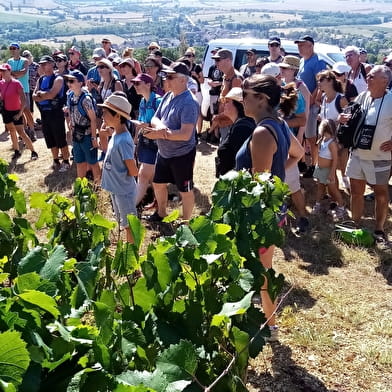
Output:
top-left (131, 73), bottom-right (154, 84)
top-left (279, 55), bottom-right (300, 70)
top-left (260, 63), bottom-right (281, 78)
top-left (332, 61), bottom-right (351, 74)
top-left (0, 63), bottom-right (12, 71)
top-left (119, 58), bottom-right (135, 68)
top-left (22, 50), bottom-right (32, 58)
top-left (164, 62), bottom-right (189, 76)
top-left (64, 70), bottom-right (85, 83)
top-left (97, 58), bottom-right (114, 70)
top-left (224, 87), bottom-right (243, 103)
top-left (98, 94), bottom-right (132, 120)
top-left (39, 55), bottom-right (55, 64)
top-left (294, 35), bottom-right (314, 45)
top-left (148, 41), bottom-right (160, 50)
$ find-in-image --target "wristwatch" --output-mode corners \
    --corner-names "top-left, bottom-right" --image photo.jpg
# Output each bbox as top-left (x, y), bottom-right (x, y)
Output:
top-left (91, 137), bottom-right (97, 140)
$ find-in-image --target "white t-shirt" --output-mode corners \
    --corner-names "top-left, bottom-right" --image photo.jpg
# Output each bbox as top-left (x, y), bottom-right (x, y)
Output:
top-left (353, 91), bottom-right (392, 161)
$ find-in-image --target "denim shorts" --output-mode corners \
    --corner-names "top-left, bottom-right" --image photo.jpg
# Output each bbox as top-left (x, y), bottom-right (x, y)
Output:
top-left (111, 192), bottom-right (136, 228)
top-left (137, 142), bottom-right (158, 165)
top-left (73, 135), bottom-right (98, 165)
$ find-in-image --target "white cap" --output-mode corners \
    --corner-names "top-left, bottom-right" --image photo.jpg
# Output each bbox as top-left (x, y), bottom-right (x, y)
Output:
top-left (332, 61), bottom-right (351, 74)
top-left (260, 63), bottom-right (281, 78)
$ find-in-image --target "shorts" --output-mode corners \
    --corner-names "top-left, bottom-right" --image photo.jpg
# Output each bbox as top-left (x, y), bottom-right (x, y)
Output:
top-left (305, 104), bottom-right (319, 139)
top-left (41, 109), bottom-right (67, 149)
top-left (153, 148), bottom-right (196, 192)
top-left (345, 153), bottom-right (391, 185)
top-left (285, 164), bottom-right (301, 193)
top-left (137, 142), bottom-right (158, 165)
top-left (1, 109), bottom-right (23, 126)
top-left (73, 134), bottom-right (98, 165)
top-left (313, 166), bottom-right (331, 184)
top-left (111, 192), bottom-right (136, 228)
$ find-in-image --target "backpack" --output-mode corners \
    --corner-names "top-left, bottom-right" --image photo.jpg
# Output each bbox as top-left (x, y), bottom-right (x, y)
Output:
top-left (336, 93), bottom-right (367, 148)
top-left (67, 90), bottom-right (99, 124)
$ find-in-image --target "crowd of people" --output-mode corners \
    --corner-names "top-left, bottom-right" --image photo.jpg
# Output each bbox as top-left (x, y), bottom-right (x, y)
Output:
top-left (1, 36), bottom-right (392, 342)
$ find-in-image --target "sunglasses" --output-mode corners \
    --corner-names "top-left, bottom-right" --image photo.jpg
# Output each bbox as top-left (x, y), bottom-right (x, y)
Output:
top-left (68, 52), bottom-right (75, 55)
top-left (214, 58), bottom-right (222, 62)
top-left (247, 53), bottom-right (255, 56)
top-left (66, 79), bottom-right (76, 84)
top-left (97, 65), bottom-right (109, 70)
top-left (9, 47), bottom-right (18, 50)
top-left (269, 43), bottom-right (280, 48)
top-left (318, 77), bottom-right (329, 82)
top-left (185, 54), bottom-right (194, 57)
top-left (133, 81), bottom-right (142, 86)
top-left (333, 72), bottom-right (345, 77)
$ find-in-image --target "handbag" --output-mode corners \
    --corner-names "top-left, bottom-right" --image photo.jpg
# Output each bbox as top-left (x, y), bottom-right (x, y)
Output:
top-left (72, 123), bottom-right (89, 142)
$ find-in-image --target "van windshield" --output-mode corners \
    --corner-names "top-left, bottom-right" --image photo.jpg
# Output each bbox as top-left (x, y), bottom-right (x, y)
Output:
top-left (327, 52), bottom-right (346, 63)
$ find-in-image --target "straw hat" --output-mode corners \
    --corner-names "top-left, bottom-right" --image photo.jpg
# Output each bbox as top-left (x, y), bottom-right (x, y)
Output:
top-left (279, 55), bottom-right (300, 70)
top-left (224, 87), bottom-right (243, 103)
top-left (98, 94), bottom-right (132, 120)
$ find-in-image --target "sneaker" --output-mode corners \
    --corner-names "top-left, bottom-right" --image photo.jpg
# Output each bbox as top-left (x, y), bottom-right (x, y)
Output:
top-left (298, 161), bottom-right (308, 173)
top-left (31, 151), bottom-right (38, 160)
top-left (294, 217), bottom-right (310, 236)
top-left (364, 192), bottom-right (375, 201)
top-left (145, 211), bottom-right (164, 222)
top-left (302, 165), bottom-right (315, 178)
top-left (330, 206), bottom-right (346, 221)
top-left (59, 162), bottom-right (71, 172)
top-left (265, 325), bottom-right (279, 343)
top-left (312, 203), bottom-right (322, 214)
top-left (11, 150), bottom-right (21, 159)
top-left (373, 230), bottom-right (387, 244)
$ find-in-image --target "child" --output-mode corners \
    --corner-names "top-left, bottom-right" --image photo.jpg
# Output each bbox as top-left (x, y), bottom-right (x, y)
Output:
top-left (99, 93), bottom-right (138, 243)
top-left (312, 119), bottom-right (346, 220)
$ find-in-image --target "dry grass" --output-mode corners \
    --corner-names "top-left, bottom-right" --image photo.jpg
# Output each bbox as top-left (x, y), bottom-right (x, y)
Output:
top-left (1, 119), bottom-right (392, 392)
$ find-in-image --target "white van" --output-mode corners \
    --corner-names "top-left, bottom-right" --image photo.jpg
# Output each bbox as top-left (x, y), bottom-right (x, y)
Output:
top-left (200, 38), bottom-right (345, 118)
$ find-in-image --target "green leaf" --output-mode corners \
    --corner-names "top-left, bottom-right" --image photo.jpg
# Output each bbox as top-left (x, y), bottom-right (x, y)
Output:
top-left (17, 247), bottom-right (46, 276)
top-left (0, 212), bottom-right (13, 232)
top-left (0, 331), bottom-right (30, 385)
top-left (40, 245), bottom-right (67, 281)
top-left (91, 213), bottom-right (116, 229)
top-left (93, 301), bottom-right (114, 345)
top-left (19, 290), bottom-right (60, 318)
top-left (116, 369), bottom-right (166, 391)
top-left (127, 214), bottom-right (145, 250)
top-left (156, 340), bottom-right (197, 382)
top-left (12, 189), bottom-right (26, 216)
top-left (162, 210), bottom-right (180, 223)
top-left (219, 291), bottom-right (254, 317)
top-left (175, 225), bottom-right (198, 247)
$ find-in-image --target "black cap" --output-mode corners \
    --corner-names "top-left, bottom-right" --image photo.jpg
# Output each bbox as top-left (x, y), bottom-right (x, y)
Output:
top-left (39, 55), bottom-right (55, 64)
top-left (247, 48), bottom-right (257, 54)
top-left (164, 61), bottom-right (189, 76)
top-left (211, 46), bottom-right (222, 53)
top-left (294, 35), bottom-right (314, 45)
top-left (268, 37), bottom-right (281, 45)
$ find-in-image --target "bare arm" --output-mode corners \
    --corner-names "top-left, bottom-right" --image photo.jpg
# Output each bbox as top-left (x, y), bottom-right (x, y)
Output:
top-left (285, 111), bottom-right (306, 129)
top-left (144, 122), bottom-right (195, 141)
top-left (250, 126), bottom-right (277, 174)
top-left (286, 132), bottom-right (305, 169)
top-left (11, 59), bottom-right (28, 78)
top-left (124, 158), bottom-right (138, 177)
top-left (114, 80), bottom-right (123, 92)
top-left (86, 107), bottom-right (99, 149)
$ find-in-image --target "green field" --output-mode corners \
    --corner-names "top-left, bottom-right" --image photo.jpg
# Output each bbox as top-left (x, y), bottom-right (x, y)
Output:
top-left (0, 11), bottom-right (54, 23)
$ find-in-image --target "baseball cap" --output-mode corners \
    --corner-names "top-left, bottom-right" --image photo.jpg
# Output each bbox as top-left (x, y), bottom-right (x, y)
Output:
top-left (119, 58), bottom-right (135, 68)
top-left (211, 49), bottom-right (233, 60)
top-left (68, 46), bottom-right (81, 55)
top-left (224, 87), bottom-right (243, 103)
top-left (39, 55), bottom-right (55, 64)
top-left (294, 35), bottom-right (314, 45)
top-left (0, 63), bottom-right (12, 71)
top-left (92, 48), bottom-right (106, 59)
top-left (279, 55), bottom-right (300, 70)
top-left (22, 50), bottom-right (32, 58)
top-left (132, 73), bottom-right (154, 85)
top-left (101, 37), bottom-right (111, 43)
top-left (247, 48), bottom-right (257, 55)
top-left (54, 54), bottom-right (68, 62)
top-left (332, 61), bottom-right (351, 74)
top-left (268, 37), bottom-right (281, 45)
top-left (164, 62), bottom-right (190, 76)
top-left (260, 63), bottom-right (281, 78)
top-left (211, 46), bottom-right (222, 54)
top-left (9, 43), bottom-right (20, 49)
top-left (98, 94), bottom-right (132, 120)
top-left (64, 70), bottom-right (85, 83)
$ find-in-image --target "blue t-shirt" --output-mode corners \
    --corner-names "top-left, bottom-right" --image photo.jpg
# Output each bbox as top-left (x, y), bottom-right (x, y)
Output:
top-left (298, 54), bottom-right (326, 94)
top-left (101, 131), bottom-right (136, 195)
top-left (154, 89), bottom-right (199, 159)
top-left (138, 91), bottom-right (162, 124)
top-left (235, 119), bottom-right (291, 181)
top-left (86, 66), bottom-right (120, 84)
top-left (8, 57), bottom-right (29, 93)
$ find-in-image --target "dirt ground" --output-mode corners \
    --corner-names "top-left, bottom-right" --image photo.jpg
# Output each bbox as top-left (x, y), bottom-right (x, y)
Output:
top-left (0, 121), bottom-right (391, 392)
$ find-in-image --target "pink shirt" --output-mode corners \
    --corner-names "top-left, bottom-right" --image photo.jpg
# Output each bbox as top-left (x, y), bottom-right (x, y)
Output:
top-left (0, 79), bottom-right (23, 111)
